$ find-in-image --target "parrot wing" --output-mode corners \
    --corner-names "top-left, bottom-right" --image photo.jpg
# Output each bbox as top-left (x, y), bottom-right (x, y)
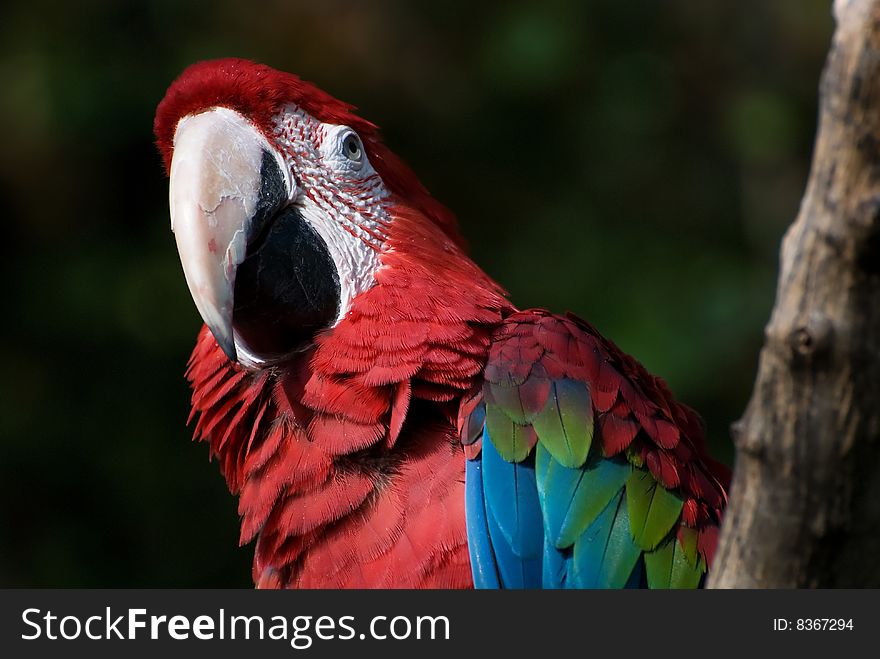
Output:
top-left (458, 309), bottom-right (728, 589)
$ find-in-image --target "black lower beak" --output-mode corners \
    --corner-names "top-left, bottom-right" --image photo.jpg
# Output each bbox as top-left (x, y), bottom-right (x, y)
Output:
top-left (232, 205), bottom-right (341, 362)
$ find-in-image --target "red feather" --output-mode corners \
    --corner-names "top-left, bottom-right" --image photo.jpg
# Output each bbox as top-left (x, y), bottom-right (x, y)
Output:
top-left (601, 412), bottom-right (640, 455)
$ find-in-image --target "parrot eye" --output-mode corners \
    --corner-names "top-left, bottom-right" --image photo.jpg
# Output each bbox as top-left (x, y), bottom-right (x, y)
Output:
top-left (322, 125), bottom-right (373, 175)
top-left (342, 132), bottom-right (363, 164)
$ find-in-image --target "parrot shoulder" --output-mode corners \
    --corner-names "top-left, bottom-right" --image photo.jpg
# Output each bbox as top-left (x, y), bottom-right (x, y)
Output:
top-left (457, 309), bottom-right (729, 588)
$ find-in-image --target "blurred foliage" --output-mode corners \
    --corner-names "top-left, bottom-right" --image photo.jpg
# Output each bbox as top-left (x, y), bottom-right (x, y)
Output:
top-left (0, 0), bottom-right (832, 586)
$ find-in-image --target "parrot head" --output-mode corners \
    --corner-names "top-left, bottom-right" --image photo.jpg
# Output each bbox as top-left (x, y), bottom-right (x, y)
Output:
top-left (154, 58), bottom-right (466, 368)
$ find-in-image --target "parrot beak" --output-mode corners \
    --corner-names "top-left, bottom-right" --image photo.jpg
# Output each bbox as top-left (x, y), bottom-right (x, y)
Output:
top-left (169, 107), bottom-right (292, 361)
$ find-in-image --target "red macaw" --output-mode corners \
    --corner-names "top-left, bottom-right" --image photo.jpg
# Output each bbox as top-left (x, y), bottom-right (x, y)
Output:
top-left (155, 59), bottom-right (729, 589)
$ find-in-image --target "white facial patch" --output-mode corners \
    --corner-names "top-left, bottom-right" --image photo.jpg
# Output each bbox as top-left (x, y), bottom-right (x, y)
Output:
top-left (296, 197), bottom-right (382, 324)
top-left (272, 105), bottom-right (390, 325)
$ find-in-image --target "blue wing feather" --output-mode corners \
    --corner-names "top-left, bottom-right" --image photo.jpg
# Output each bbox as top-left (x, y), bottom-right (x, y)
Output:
top-left (464, 458), bottom-right (501, 588)
top-left (466, 427), bottom-right (644, 589)
top-left (486, 500), bottom-right (536, 587)
top-left (570, 489), bottom-right (620, 587)
top-left (571, 490), bottom-right (642, 588)
top-left (541, 535), bottom-right (569, 588)
top-left (475, 427), bottom-right (543, 588)
top-left (535, 444), bottom-right (586, 547)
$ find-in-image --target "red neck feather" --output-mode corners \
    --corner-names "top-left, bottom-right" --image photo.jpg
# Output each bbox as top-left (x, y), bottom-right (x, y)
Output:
top-left (185, 201), bottom-right (513, 587)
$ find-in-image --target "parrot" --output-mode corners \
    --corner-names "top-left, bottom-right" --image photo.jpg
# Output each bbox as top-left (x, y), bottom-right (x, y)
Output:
top-left (154, 58), bottom-right (729, 589)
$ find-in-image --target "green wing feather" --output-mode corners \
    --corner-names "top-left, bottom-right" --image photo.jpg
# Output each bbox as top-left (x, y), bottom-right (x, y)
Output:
top-left (531, 380), bottom-right (593, 468)
top-left (536, 446), bottom-right (632, 549)
top-left (571, 489), bottom-right (642, 588)
top-left (644, 536), bottom-right (705, 589)
top-left (626, 469), bottom-right (684, 551)
top-left (485, 402), bottom-right (535, 462)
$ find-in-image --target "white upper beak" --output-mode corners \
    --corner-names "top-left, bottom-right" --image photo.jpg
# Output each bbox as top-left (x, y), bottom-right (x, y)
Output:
top-left (169, 107), bottom-right (291, 360)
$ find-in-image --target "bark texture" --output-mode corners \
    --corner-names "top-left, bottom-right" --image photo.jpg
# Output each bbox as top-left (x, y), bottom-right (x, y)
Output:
top-left (709, 0), bottom-right (880, 588)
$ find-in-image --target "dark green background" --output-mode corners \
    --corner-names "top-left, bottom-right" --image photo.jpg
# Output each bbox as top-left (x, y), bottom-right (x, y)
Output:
top-left (0, 1), bottom-right (832, 586)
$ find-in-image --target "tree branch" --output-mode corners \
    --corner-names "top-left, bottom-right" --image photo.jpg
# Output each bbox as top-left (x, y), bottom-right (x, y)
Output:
top-left (709, 0), bottom-right (880, 588)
